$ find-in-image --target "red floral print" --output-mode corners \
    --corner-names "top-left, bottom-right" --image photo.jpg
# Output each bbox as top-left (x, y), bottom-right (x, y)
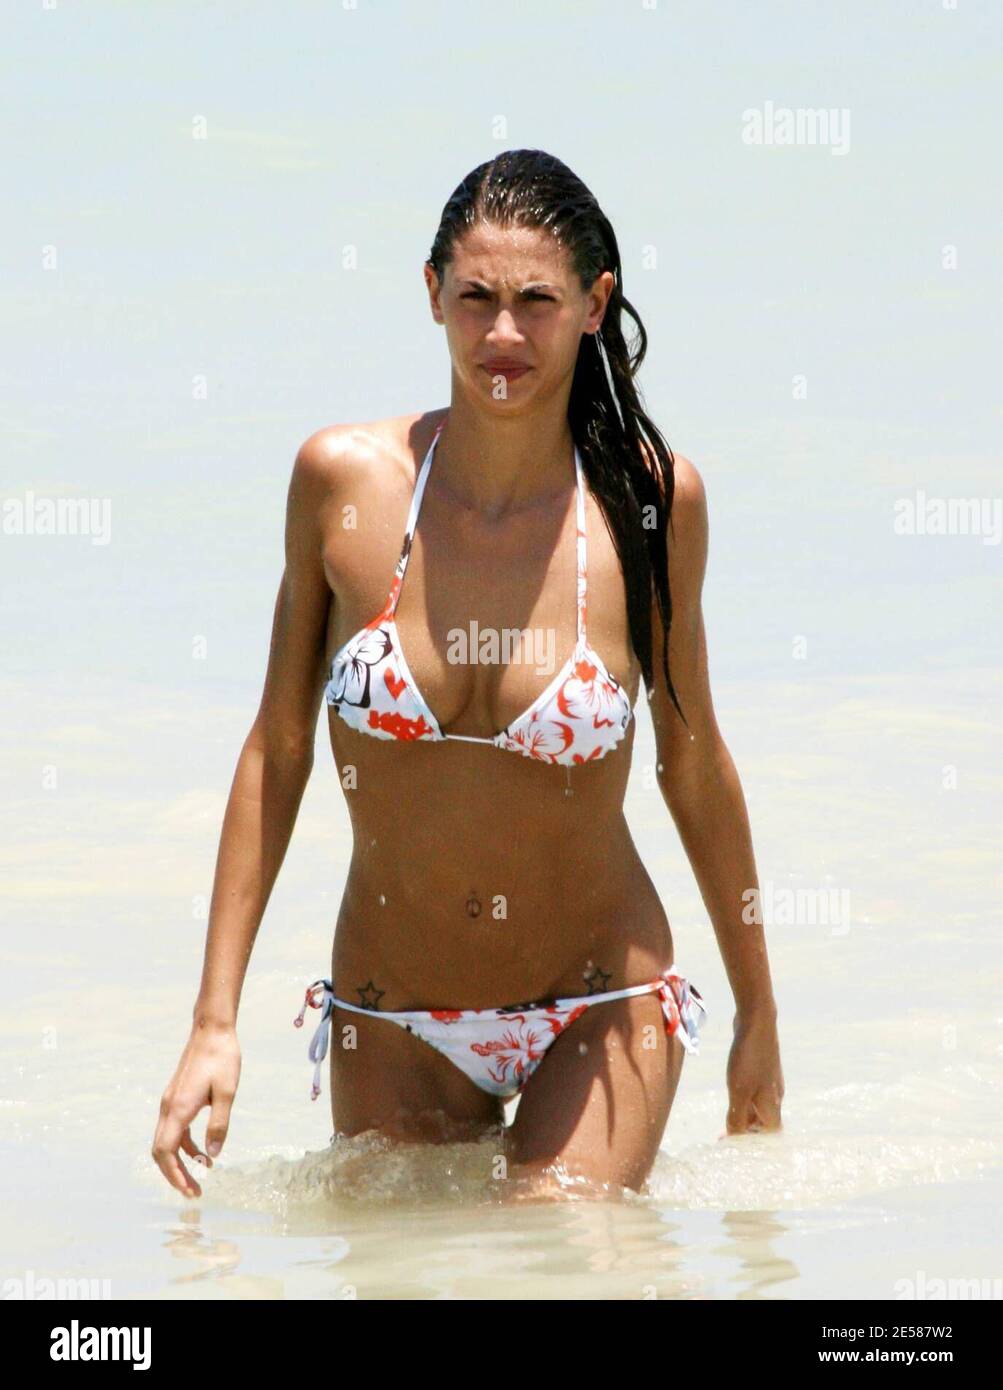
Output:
top-left (294, 968), bottom-right (707, 1102)
top-left (323, 422), bottom-right (634, 764)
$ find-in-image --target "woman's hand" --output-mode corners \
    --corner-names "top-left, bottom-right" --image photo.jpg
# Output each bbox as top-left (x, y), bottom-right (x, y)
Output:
top-left (724, 1008), bottom-right (784, 1135)
top-left (151, 1022), bottom-right (241, 1198)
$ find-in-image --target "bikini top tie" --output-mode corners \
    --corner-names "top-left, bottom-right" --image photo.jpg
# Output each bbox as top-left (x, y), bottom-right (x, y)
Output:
top-left (325, 422), bottom-right (634, 765)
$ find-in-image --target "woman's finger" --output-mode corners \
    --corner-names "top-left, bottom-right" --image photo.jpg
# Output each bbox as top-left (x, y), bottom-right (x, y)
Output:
top-left (205, 1086), bottom-right (234, 1159)
top-left (152, 1106), bottom-right (203, 1198)
top-left (180, 1126), bottom-right (211, 1167)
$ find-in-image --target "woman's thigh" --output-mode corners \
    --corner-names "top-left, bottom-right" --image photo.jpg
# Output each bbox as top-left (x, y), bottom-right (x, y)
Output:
top-left (328, 1005), bottom-right (504, 1142)
top-left (503, 991), bottom-right (686, 1193)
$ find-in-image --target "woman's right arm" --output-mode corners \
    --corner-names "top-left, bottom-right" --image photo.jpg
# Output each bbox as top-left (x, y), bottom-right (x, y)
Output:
top-left (152, 430), bottom-right (343, 1198)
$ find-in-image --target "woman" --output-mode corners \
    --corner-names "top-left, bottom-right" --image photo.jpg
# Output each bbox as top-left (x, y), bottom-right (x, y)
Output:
top-left (152, 149), bottom-right (783, 1200)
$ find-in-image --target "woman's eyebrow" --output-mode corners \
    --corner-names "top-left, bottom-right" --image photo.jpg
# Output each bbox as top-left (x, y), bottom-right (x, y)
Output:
top-left (460, 278), bottom-right (563, 293)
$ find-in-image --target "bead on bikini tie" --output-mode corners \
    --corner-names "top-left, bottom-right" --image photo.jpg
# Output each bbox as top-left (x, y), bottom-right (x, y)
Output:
top-left (293, 981), bottom-right (320, 1029)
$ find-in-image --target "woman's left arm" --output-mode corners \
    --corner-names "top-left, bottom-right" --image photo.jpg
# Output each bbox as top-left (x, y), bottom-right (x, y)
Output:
top-left (646, 451), bottom-right (784, 1135)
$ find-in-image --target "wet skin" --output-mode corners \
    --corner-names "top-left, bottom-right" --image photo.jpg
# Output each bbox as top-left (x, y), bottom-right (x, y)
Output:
top-left (317, 409), bottom-right (685, 1187)
top-left (152, 222), bottom-right (780, 1203)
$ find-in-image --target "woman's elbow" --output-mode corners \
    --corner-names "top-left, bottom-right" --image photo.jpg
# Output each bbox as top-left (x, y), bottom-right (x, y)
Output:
top-left (246, 715), bottom-right (315, 771)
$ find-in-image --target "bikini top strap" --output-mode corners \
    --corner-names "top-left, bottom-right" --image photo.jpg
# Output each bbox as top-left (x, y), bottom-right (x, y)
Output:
top-left (388, 420), bottom-right (445, 616)
top-left (391, 424), bottom-right (586, 641)
top-left (574, 443), bottom-right (587, 644)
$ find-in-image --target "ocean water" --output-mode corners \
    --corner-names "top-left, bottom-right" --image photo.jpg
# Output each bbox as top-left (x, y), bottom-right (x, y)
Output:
top-left (2, 0), bottom-right (1001, 1303)
top-left (2, 667), bottom-right (1001, 1300)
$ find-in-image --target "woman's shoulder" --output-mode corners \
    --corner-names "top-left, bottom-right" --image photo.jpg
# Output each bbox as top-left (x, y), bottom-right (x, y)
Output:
top-left (292, 409), bottom-right (447, 494)
top-left (636, 436), bottom-right (706, 516)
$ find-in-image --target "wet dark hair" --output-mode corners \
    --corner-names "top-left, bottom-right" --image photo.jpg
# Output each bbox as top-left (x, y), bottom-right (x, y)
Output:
top-left (425, 148), bottom-right (686, 724)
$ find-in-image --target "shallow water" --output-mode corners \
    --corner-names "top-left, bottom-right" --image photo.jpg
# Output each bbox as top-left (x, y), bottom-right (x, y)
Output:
top-left (2, 671), bottom-right (1001, 1300)
top-left (3, 0), bottom-right (1001, 1304)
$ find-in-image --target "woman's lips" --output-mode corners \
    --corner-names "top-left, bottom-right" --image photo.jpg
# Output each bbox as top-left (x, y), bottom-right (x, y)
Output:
top-left (481, 364), bottom-right (531, 381)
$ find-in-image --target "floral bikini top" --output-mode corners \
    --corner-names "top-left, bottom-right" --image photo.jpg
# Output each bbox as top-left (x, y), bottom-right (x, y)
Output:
top-left (325, 421), bottom-right (634, 765)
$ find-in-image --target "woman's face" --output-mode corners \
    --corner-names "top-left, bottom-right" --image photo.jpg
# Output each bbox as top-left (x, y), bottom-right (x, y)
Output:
top-left (425, 220), bottom-right (613, 411)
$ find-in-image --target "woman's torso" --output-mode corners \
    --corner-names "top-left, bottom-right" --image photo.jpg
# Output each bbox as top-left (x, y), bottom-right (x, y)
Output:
top-left (318, 409), bottom-right (673, 1007)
